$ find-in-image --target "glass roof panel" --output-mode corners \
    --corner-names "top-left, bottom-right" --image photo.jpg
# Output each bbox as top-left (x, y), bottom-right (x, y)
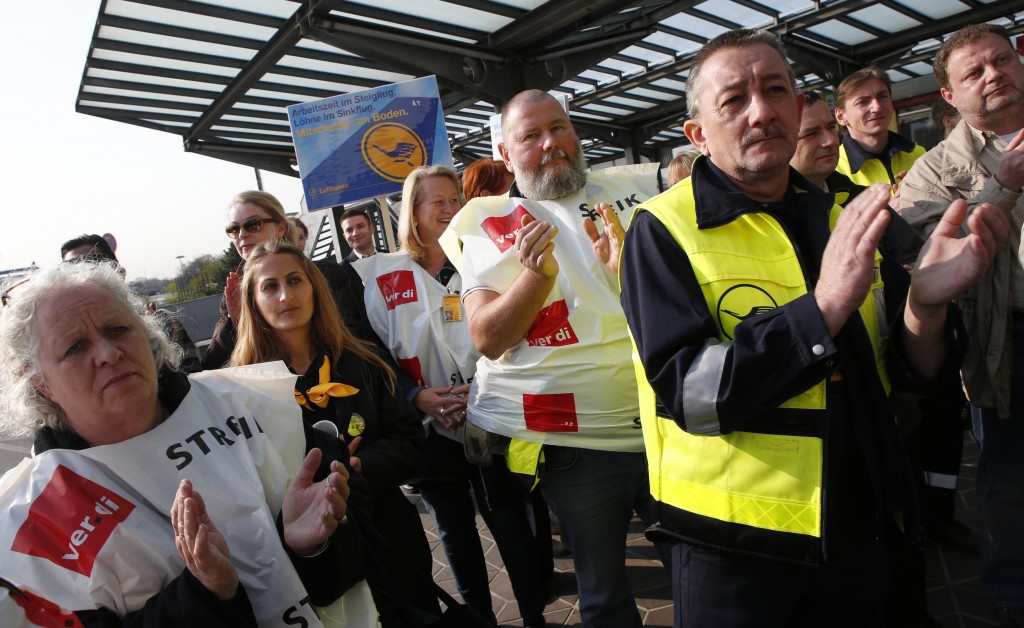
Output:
top-left (338, 0), bottom-right (528, 32)
top-left (570, 110), bottom-right (614, 122)
top-left (891, 0), bottom-right (968, 20)
top-left (78, 99), bottom-right (195, 117)
top-left (559, 80), bottom-right (596, 94)
top-left (605, 95), bottom-right (657, 109)
top-left (579, 103), bottom-right (635, 116)
top-left (886, 69), bottom-right (913, 82)
top-left (599, 57), bottom-right (647, 76)
top-left (659, 13), bottom-right (730, 40)
top-left (81, 85), bottom-right (214, 107)
top-left (643, 32), bottom-right (697, 57)
top-left (259, 73), bottom-right (374, 95)
top-left (105, 0), bottom-right (280, 40)
top-left (650, 78), bottom-right (688, 92)
top-left (903, 61), bottom-right (935, 76)
top-left (92, 50), bottom-right (240, 78)
top-left (775, 0), bottom-right (816, 19)
top-left (579, 69), bottom-right (620, 85)
top-left (276, 55), bottom-right (412, 84)
top-left (847, 5), bottom-right (921, 33)
top-left (693, 0), bottom-right (774, 28)
top-left (87, 68), bottom-right (226, 93)
top-left (805, 20), bottom-right (874, 46)
top-left (96, 26), bottom-right (258, 61)
top-left (619, 44), bottom-right (678, 65)
top-left (206, 0), bottom-right (294, 17)
top-left (625, 87), bottom-right (678, 101)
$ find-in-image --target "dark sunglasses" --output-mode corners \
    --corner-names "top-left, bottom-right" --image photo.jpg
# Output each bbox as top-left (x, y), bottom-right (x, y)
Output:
top-left (225, 217), bottom-right (278, 237)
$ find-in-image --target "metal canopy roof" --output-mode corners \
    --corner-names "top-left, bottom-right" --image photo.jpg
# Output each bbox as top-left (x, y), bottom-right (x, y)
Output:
top-left (77, 0), bottom-right (1024, 177)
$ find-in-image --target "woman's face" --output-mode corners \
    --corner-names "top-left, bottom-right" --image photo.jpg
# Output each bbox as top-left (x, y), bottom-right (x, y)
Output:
top-left (413, 176), bottom-right (462, 246)
top-left (33, 284), bottom-right (160, 446)
top-left (227, 201), bottom-right (286, 260)
top-left (252, 253), bottom-right (315, 335)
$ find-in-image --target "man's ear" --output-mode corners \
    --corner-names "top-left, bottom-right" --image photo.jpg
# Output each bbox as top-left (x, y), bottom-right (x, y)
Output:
top-left (940, 87), bottom-right (956, 107)
top-left (834, 107), bottom-right (849, 128)
top-left (683, 119), bottom-right (710, 157)
top-left (497, 142), bottom-right (514, 173)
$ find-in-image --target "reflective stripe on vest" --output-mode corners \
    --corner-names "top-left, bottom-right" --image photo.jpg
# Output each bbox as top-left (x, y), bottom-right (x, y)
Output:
top-left (506, 438), bottom-right (544, 489)
top-left (836, 145), bottom-right (926, 190)
top-left (630, 178), bottom-right (890, 540)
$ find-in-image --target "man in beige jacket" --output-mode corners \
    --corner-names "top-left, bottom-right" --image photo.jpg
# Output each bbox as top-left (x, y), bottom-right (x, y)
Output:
top-left (900, 23), bottom-right (1024, 626)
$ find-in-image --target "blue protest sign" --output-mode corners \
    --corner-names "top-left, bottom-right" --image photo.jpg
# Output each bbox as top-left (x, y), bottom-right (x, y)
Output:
top-left (288, 76), bottom-right (454, 211)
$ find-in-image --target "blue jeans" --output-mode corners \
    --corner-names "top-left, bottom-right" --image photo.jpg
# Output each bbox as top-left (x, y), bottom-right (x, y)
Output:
top-left (418, 435), bottom-right (546, 624)
top-left (540, 446), bottom-right (645, 628)
top-left (971, 321), bottom-right (1024, 610)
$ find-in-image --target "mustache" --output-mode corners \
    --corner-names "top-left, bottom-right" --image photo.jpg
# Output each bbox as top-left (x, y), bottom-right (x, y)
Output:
top-left (540, 149), bottom-right (571, 165)
top-left (984, 80), bottom-right (1019, 97)
top-left (742, 125), bottom-right (787, 146)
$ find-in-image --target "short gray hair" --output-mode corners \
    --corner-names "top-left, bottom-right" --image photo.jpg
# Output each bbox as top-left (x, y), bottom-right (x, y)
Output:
top-left (0, 262), bottom-right (180, 436)
top-left (686, 29), bottom-right (796, 119)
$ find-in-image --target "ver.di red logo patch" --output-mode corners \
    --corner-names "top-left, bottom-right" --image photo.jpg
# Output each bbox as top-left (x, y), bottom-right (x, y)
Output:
top-left (11, 586), bottom-right (84, 628)
top-left (481, 205), bottom-right (533, 253)
top-left (376, 270), bottom-right (418, 310)
top-left (523, 393), bottom-right (578, 432)
top-left (525, 300), bottom-right (578, 348)
top-left (397, 356), bottom-right (426, 387)
top-left (12, 465), bottom-right (135, 577)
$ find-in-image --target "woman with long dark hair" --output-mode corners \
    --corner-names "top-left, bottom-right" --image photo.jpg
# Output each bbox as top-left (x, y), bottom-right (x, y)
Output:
top-left (231, 240), bottom-right (437, 624)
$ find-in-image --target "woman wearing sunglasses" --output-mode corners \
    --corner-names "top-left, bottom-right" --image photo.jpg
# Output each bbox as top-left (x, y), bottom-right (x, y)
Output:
top-left (202, 191), bottom-right (368, 370)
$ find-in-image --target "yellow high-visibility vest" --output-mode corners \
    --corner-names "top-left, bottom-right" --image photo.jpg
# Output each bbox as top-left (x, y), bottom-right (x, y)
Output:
top-left (836, 143), bottom-right (925, 189)
top-left (629, 178), bottom-right (890, 561)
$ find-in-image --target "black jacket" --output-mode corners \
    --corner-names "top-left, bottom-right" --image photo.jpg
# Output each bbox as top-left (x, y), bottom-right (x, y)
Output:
top-left (33, 369), bottom-right (370, 627)
top-left (621, 158), bottom-right (965, 559)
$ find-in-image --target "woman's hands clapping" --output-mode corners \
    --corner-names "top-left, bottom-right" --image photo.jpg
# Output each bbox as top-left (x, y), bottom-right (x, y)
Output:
top-left (171, 480), bottom-right (239, 601)
top-left (282, 448), bottom-right (351, 556)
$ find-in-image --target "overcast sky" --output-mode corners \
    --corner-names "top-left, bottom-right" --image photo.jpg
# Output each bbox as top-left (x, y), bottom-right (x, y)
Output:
top-left (0, 0), bottom-right (306, 280)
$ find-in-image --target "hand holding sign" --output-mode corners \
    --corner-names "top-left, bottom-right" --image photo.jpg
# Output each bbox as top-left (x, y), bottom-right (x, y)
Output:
top-left (171, 479), bottom-right (239, 601)
top-left (283, 448), bottom-right (351, 556)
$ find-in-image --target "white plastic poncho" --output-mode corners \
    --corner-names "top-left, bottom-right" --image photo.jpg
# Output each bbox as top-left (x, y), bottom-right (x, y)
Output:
top-left (439, 164), bottom-right (659, 452)
top-left (0, 363), bottom-right (377, 628)
top-left (353, 251), bottom-right (479, 442)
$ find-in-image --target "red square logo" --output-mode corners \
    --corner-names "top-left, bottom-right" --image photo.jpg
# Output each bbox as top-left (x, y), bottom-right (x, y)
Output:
top-left (398, 356), bottom-right (426, 387)
top-left (481, 205), bottom-right (533, 253)
top-left (376, 270), bottom-right (418, 310)
top-left (12, 465), bottom-right (135, 577)
top-left (13, 586), bottom-right (84, 628)
top-left (523, 393), bottom-right (578, 432)
top-left (525, 300), bottom-right (578, 348)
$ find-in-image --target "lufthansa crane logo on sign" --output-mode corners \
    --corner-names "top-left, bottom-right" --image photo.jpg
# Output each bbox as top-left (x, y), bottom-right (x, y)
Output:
top-left (361, 122), bottom-right (427, 182)
top-left (716, 284), bottom-right (778, 340)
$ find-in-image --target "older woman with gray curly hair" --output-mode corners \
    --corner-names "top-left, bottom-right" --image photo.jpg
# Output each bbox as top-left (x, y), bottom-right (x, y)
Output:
top-left (0, 262), bottom-right (369, 628)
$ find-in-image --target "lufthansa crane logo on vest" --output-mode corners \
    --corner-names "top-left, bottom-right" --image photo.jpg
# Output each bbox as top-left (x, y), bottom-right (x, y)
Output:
top-left (716, 284), bottom-right (778, 340)
top-left (361, 122), bottom-right (427, 182)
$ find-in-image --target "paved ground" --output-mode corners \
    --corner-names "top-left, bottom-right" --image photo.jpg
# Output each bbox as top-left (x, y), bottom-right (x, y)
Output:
top-left (0, 433), bottom-right (1001, 626)
top-left (413, 433), bottom-right (1001, 627)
